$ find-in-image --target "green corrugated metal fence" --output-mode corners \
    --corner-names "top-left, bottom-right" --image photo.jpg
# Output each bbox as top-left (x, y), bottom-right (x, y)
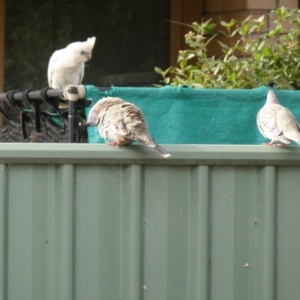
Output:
top-left (0, 144), bottom-right (299, 299)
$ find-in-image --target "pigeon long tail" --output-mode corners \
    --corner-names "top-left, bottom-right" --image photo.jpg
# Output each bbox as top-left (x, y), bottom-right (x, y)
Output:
top-left (150, 142), bottom-right (171, 158)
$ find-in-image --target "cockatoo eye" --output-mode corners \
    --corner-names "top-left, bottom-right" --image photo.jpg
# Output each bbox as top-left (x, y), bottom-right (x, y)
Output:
top-left (80, 50), bottom-right (85, 55)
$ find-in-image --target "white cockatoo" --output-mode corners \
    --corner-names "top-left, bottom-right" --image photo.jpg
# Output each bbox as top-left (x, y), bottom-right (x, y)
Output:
top-left (47, 37), bottom-right (96, 88)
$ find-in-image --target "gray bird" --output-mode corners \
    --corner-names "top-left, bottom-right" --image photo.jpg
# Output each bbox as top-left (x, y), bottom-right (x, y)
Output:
top-left (86, 97), bottom-right (171, 158)
top-left (257, 83), bottom-right (300, 146)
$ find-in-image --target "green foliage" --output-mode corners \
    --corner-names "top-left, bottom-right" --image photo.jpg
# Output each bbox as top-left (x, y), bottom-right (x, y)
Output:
top-left (155, 7), bottom-right (300, 89)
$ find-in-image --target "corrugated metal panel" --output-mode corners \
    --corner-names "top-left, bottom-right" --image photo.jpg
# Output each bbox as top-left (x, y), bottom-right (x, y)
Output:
top-left (0, 144), bottom-right (300, 299)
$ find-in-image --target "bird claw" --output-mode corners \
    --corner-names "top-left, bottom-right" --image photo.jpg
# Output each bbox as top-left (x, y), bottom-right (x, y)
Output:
top-left (262, 142), bottom-right (285, 147)
top-left (106, 141), bottom-right (119, 147)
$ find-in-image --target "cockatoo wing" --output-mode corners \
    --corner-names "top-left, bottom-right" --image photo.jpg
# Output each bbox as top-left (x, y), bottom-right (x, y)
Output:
top-left (47, 49), bottom-right (63, 87)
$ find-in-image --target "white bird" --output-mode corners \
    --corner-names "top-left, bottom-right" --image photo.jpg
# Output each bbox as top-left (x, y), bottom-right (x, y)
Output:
top-left (47, 37), bottom-right (96, 88)
top-left (257, 82), bottom-right (300, 146)
top-left (86, 97), bottom-right (171, 158)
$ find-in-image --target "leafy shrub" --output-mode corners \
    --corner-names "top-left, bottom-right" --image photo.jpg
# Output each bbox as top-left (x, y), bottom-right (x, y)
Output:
top-left (155, 7), bottom-right (300, 89)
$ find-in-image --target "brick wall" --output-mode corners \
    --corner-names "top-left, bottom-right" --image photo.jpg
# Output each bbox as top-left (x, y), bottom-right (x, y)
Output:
top-left (204, 0), bottom-right (298, 56)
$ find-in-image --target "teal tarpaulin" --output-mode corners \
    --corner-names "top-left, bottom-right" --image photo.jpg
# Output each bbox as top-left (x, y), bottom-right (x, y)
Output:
top-left (84, 85), bottom-right (300, 145)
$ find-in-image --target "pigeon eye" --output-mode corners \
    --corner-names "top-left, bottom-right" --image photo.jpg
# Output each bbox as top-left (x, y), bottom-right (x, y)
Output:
top-left (80, 50), bottom-right (85, 55)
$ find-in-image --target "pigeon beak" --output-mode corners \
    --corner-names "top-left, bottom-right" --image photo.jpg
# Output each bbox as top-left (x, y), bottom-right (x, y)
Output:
top-left (79, 122), bottom-right (93, 137)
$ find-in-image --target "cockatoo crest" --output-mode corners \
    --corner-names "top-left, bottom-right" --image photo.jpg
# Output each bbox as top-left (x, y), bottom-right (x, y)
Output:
top-left (66, 37), bottom-right (96, 62)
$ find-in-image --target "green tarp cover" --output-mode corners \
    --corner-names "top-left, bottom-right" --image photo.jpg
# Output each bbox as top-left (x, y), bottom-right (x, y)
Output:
top-left (85, 85), bottom-right (300, 145)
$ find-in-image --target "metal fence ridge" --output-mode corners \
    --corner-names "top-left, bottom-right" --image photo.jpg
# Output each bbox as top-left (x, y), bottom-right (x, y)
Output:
top-left (0, 144), bottom-right (299, 165)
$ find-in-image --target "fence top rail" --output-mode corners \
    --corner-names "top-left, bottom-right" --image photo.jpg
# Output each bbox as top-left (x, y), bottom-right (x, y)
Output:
top-left (0, 143), bottom-right (298, 165)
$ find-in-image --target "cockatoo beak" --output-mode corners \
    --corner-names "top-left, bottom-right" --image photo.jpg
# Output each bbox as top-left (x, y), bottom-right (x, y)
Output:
top-left (85, 53), bottom-right (92, 60)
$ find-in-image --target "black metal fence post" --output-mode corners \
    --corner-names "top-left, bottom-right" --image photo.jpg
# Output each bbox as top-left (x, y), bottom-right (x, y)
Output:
top-left (68, 101), bottom-right (76, 143)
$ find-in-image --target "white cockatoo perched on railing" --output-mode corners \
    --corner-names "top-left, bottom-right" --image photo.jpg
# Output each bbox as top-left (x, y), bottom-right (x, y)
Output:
top-left (47, 37), bottom-right (96, 88)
